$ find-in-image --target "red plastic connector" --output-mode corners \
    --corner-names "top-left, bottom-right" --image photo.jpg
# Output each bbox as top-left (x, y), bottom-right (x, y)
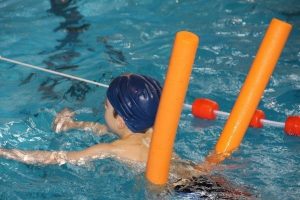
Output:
top-left (192, 98), bottom-right (219, 120)
top-left (284, 116), bottom-right (300, 136)
top-left (249, 109), bottom-right (265, 128)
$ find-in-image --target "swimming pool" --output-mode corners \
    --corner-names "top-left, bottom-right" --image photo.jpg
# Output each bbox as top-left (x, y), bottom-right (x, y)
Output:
top-left (0, 0), bottom-right (299, 199)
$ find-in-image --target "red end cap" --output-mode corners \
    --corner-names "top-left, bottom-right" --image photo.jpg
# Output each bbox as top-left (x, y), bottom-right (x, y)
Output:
top-left (250, 109), bottom-right (265, 128)
top-left (192, 98), bottom-right (219, 120)
top-left (284, 116), bottom-right (300, 136)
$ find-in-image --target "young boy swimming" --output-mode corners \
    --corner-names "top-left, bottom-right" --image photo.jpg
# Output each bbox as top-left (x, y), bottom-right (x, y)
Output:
top-left (0, 74), bottom-right (164, 166)
top-left (0, 73), bottom-right (253, 198)
top-left (0, 73), bottom-right (208, 183)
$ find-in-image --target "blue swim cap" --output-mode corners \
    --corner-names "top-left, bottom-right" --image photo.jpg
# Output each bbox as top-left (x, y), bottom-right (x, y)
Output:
top-left (106, 74), bottom-right (162, 133)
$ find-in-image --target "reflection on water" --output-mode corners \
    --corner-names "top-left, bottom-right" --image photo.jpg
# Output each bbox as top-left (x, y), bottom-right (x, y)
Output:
top-left (19, 0), bottom-right (91, 102)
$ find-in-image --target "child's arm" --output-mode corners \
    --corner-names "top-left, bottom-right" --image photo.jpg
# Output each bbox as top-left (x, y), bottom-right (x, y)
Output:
top-left (0, 144), bottom-right (115, 165)
top-left (53, 108), bottom-right (108, 136)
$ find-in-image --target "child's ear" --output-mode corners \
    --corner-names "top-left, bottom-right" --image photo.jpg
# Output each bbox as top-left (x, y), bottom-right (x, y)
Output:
top-left (116, 115), bottom-right (126, 129)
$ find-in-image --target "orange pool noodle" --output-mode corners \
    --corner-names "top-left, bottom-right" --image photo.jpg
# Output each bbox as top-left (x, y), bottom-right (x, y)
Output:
top-left (214, 19), bottom-right (292, 156)
top-left (146, 31), bottom-right (199, 185)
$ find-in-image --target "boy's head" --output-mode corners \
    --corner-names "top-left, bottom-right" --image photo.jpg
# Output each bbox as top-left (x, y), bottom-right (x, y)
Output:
top-left (106, 74), bottom-right (162, 133)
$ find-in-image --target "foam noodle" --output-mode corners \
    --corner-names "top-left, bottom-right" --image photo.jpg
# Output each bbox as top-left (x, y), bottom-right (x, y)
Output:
top-left (146, 31), bottom-right (199, 185)
top-left (214, 19), bottom-right (292, 157)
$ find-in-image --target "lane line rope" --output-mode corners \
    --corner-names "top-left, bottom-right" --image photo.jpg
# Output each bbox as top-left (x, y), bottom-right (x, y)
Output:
top-left (0, 56), bottom-right (109, 88)
top-left (0, 56), bottom-right (286, 128)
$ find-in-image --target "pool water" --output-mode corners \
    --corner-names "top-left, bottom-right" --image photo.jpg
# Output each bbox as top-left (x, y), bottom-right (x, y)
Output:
top-left (0, 0), bottom-right (299, 199)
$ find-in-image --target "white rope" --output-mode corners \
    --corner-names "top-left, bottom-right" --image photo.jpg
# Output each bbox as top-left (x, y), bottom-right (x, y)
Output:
top-left (183, 103), bottom-right (192, 110)
top-left (0, 56), bottom-right (109, 88)
top-left (214, 110), bottom-right (230, 118)
top-left (261, 119), bottom-right (285, 128)
top-left (214, 109), bottom-right (285, 127)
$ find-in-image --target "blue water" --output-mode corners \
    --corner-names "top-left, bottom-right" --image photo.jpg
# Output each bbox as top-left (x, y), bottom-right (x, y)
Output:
top-left (0, 0), bottom-right (299, 199)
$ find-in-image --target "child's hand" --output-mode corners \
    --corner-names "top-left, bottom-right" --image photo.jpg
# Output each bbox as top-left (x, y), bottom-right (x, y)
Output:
top-left (53, 108), bottom-right (75, 133)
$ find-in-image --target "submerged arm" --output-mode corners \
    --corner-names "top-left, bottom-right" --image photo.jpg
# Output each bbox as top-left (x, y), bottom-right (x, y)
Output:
top-left (0, 148), bottom-right (68, 165)
top-left (53, 108), bottom-right (108, 136)
top-left (61, 121), bottom-right (108, 136)
top-left (0, 144), bottom-right (116, 165)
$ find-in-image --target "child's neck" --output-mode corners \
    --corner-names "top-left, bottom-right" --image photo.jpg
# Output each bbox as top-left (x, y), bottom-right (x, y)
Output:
top-left (117, 128), bottom-right (133, 139)
top-left (118, 128), bottom-right (153, 139)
